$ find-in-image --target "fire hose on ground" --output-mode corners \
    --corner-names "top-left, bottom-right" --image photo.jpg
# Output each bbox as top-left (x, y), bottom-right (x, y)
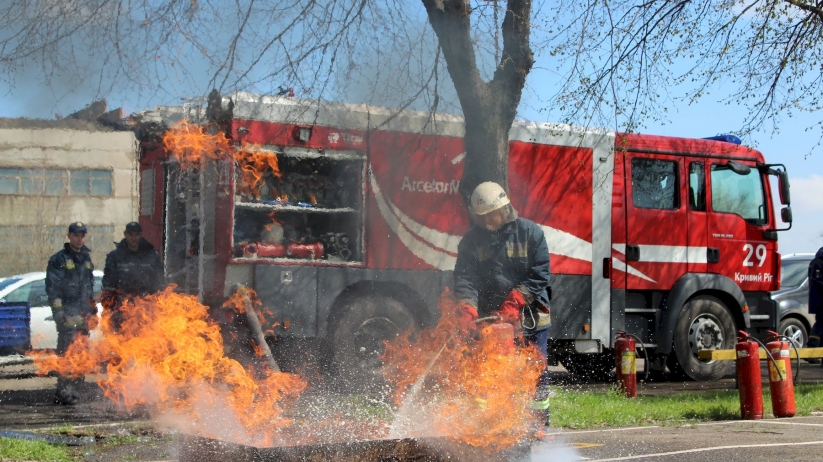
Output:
top-left (233, 285), bottom-right (280, 373)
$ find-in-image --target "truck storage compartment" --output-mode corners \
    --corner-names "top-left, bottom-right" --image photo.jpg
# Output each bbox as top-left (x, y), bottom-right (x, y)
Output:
top-left (231, 147), bottom-right (365, 264)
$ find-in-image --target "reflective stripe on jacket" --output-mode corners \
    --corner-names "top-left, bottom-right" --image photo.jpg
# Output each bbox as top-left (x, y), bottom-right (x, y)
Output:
top-left (45, 243), bottom-right (95, 316)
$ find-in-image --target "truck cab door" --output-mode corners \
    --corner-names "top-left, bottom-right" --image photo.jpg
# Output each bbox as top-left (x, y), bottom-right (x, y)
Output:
top-left (687, 162), bottom-right (709, 273)
top-left (624, 154), bottom-right (688, 290)
top-left (706, 162), bottom-right (778, 291)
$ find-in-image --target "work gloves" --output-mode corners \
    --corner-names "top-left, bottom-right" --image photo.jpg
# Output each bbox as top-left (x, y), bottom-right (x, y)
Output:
top-left (456, 303), bottom-right (479, 332)
top-left (51, 297), bottom-right (90, 330)
top-left (496, 289), bottom-right (527, 324)
top-left (52, 310), bottom-right (84, 330)
top-left (62, 315), bottom-right (85, 329)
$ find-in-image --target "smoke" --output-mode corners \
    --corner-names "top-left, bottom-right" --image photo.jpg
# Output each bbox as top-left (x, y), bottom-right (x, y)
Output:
top-left (151, 381), bottom-right (259, 446)
top-left (334, 18), bottom-right (461, 117)
top-left (529, 437), bottom-right (585, 461)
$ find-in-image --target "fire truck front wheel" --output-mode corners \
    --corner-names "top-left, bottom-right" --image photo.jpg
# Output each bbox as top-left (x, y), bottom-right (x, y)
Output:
top-left (668, 295), bottom-right (736, 381)
top-left (330, 295), bottom-right (417, 390)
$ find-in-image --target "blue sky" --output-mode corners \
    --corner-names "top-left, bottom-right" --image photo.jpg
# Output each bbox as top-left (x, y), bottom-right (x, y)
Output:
top-left (1, 12), bottom-right (821, 256)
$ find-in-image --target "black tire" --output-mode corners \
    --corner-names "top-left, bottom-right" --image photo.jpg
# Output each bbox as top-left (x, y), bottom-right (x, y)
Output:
top-left (779, 317), bottom-right (808, 349)
top-left (668, 295), bottom-right (735, 381)
top-left (559, 351), bottom-right (615, 382)
top-left (330, 295), bottom-right (417, 390)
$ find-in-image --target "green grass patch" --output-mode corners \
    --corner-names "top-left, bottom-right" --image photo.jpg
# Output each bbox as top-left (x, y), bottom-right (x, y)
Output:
top-left (101, 434), bottom-right (142, 447)
top-left (553, 383), bottom-right (823, 429)
top-left (0, 437), bottom-right (72, 462)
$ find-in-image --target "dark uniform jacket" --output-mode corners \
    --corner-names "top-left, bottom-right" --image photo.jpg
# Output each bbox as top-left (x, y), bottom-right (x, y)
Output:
top-left (45, 244), bottom-right (95, 318)
top-left (103, 238), bottom-right (164, 296)
top-left (453, 216), bottom-right (551, 323)
top-left (809, 248), bottom-right (823, 315)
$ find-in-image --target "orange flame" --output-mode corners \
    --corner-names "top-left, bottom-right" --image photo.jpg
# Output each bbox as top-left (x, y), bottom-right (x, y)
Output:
top-left (161, 120), bottom-right (232, 170)
top-left (382, 289), bottom-right (544, 451)
top-left (32, 287), bottom-right (306, 446)
top-left (162, 120), bottom-right (280, 198)
top-left (235, 146), bottom-right (281, 198)
top-left (31, 286), bottom-right (543, 449)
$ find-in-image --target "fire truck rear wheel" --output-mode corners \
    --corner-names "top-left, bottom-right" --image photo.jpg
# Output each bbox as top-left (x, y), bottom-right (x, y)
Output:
top-left (668, 295), bottom-right (735, 381)
top-left (331, 295), bottom-right (417, 391)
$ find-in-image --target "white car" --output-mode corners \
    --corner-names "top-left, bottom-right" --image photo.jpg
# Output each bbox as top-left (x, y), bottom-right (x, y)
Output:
top-left (0, 271), bottom-right (104, 350)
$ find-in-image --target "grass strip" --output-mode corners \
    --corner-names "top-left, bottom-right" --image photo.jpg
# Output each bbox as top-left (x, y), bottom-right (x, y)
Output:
top-left (0, 437), bottom-right (71, 461)
top-left (553, 383), bottom-right (823, 429)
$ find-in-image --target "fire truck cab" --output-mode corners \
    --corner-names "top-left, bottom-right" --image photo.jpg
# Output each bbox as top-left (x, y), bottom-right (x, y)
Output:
top-left (135, 92), bottom-right (792, 383)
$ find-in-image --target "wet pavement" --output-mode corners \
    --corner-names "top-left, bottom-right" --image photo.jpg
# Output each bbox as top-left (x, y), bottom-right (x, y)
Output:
top-left (537, 416), bottom-right (823, 461)
top-left (0, 355), bottom-right (147, 429)
top-left (1, 354), bottom-right (823, 461)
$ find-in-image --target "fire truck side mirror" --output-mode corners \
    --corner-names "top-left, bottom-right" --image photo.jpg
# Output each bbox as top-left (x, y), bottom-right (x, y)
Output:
top-left (781, 206), bottom-right (793, 223)
top-left (778, 171), bottom-right (791, 205)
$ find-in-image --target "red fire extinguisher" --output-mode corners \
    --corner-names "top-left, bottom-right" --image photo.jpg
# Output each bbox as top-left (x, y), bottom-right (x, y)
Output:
top-left (735, 331), bottom-right (763, 420)
top-left (766, 331), bottom-right (796, 418)
top-left (615, 331), bottom-right (637, 398)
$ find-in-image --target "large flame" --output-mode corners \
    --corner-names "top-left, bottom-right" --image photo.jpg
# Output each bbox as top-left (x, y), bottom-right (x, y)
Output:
top-left (32, 287), bottom-right (306, 446)
top-left (161, 120), bottom-right (280, 198)
top-left (31, 286), bottom-right (543, 450)
top-left (160, 120), bottom-right (232, 170)
top-left (382, 289), bottom-right (544, 451)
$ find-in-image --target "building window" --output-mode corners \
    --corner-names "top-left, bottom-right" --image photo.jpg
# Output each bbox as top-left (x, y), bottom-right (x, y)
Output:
top-left (0, 168), bottom-right (112, 196)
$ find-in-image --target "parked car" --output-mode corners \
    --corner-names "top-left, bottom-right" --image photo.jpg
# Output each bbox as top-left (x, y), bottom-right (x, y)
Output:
top-left (0, 271), bottom-right (103, 351)
top-left (773, 253), bottom-right (816, 348)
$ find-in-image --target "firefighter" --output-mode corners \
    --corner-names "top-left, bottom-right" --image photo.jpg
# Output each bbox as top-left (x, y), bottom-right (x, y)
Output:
top-left (102, 222), bottom-right (165, 330)
top-left (46, 221), bottom-right (96, 405)
top-left (452, 181), bottom-right (552, 438)
top-left (806, 247), bottom-right (823, 366)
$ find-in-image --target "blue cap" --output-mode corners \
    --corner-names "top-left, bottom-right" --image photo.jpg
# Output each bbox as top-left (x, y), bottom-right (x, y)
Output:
top-left (68, 221), bottom-right (88, 234)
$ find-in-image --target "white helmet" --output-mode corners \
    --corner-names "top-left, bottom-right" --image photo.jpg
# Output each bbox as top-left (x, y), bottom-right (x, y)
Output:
top-left (469, 182), bottom-right (510, 216)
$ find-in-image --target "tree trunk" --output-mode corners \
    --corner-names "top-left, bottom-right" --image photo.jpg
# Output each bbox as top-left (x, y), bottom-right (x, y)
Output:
top-left (421, 0), bottom-right (533, 203)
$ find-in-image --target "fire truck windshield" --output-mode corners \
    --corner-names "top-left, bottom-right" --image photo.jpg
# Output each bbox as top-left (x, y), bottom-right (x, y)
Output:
top-left (710, 164), bottom-right (767, 225)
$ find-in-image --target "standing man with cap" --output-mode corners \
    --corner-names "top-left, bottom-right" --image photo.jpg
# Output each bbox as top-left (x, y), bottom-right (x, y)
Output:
top-left (46, 221), bottom-right (96, 405)
top-left (102, 222), bottom-right (165, 331)
top-left (452, 181), bottom-right (552, 439)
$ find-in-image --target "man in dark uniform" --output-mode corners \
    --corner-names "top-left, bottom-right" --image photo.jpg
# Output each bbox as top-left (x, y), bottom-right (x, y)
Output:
top-left (102, 222), bottom-right (164, 330)
top-left (46, 221), bottom-right (96, 405)
top-left (806, 247), bottom-right (823, 366)
top-left (452, 181), bottom-right (552, 439)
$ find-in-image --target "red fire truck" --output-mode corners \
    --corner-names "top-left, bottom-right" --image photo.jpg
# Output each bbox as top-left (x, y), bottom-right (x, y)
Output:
top-left (135, 91), bottom-right (792, 382)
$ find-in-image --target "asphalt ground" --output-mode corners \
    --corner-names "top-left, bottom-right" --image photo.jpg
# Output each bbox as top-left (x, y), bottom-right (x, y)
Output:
top-left (535, 416), bottom-right (823, 461)
top-left (1, 354), bottom-right (823, 461)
